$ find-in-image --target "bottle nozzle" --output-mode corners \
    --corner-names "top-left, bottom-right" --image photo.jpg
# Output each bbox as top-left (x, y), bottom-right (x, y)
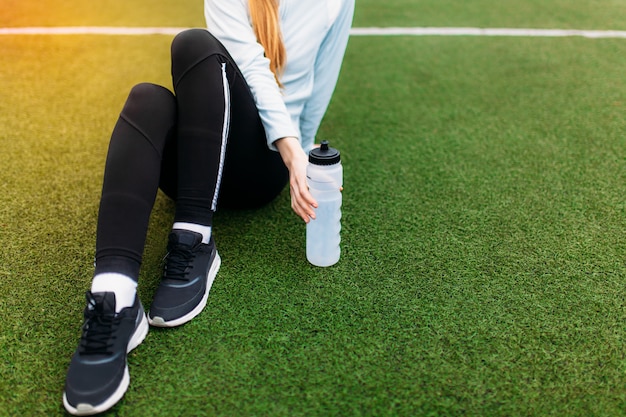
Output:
top-left (309, 140), bottom-right (340, 165)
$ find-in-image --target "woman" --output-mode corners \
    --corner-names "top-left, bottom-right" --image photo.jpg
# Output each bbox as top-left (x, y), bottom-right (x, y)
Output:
top-left (62, 0), bottom-right (354, 415)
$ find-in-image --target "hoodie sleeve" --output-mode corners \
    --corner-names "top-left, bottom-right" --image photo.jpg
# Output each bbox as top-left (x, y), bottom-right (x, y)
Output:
top-left (298, 0), bottom-right (354, 152)
top-left (204, 0), bottom-right (299, 150)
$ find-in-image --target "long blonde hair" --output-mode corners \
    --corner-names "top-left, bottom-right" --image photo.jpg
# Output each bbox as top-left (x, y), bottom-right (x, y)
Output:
top-left (248, 0), bottom-right (286, 85)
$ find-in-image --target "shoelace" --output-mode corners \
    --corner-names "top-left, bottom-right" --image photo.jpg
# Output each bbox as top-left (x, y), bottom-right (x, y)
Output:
top-left (79, 294), bottom-right (120, 355)
top-left (164, 245), bottom-right (196, 281)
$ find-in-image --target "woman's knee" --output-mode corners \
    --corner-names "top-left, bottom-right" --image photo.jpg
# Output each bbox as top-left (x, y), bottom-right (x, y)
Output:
top-left (121, 83), bottom-right (176, 132)
top-left (171, 29), bottom-right (226, 82)
top-left (172, 28), bottom-right (224, 58)
top-left (115, 83), bottom-right (177, 158)
top-left (124, 83), bottom-right (175, 118)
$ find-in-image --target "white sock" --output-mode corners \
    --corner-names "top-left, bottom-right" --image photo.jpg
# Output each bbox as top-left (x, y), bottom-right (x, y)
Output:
top-left (91, 273), bottom-right (138, 313)
top-left (172, 222), bottom-right (212, 244)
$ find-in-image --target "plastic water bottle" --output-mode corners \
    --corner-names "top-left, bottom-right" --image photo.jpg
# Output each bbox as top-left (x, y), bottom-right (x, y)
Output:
top-left (306, 140), bottom-right (342, 267)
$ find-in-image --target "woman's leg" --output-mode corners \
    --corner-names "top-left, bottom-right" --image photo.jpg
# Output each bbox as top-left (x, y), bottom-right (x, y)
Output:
top-left (217, 47), bottom-right (289, 210)
top-left (90, 81), bottom-right (176, 311)
top-left (64, 82), bottom-right (176, 416)
top-left (147, 29), bottom-right (288, 327)
top-left (94, 83), bottom-right (177, 282)
top-left (160, 28), bottom-right (288, 212)
top-left (148, 29), bottom-right (234, 326)
top-left (92, 82), bottom-right (176, 312)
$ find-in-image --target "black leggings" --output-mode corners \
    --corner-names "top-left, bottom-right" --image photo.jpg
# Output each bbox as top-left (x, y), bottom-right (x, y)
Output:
top-left (94, 29), bottom-right (288, 279)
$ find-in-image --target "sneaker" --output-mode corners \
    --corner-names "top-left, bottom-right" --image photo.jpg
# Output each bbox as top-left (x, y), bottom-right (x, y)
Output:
top-left (148, 230), bottom-right (221, 327)
top-left (63, 291), bottom-right (149, 416)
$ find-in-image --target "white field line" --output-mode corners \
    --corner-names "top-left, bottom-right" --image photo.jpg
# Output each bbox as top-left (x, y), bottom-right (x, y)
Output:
top-left (0, 26), bottom-right (185, 35)
top-left (351, 27), bottom-right (626, 38)
top-left (1, 26), bottom-right (626, 38)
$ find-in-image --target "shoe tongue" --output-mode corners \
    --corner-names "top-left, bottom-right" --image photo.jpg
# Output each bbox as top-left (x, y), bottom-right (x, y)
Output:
top-left (88, 291), bottom-right (117, 314)
top-left (171, 230), bottom-right (202, 248)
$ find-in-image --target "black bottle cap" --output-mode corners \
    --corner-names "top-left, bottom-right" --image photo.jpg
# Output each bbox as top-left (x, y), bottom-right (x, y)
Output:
top-left (309, 140), bottom-right (340, 166)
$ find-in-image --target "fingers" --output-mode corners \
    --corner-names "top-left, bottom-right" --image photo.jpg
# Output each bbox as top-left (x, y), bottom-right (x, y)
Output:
top-left (276, 142), bottom-right (318, 222)
top-left (290, 174), bottom-right (317, 223)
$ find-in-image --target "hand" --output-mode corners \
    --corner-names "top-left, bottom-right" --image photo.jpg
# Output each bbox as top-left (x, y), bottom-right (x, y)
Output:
top-left (275, 137), bottom-right (318, 222)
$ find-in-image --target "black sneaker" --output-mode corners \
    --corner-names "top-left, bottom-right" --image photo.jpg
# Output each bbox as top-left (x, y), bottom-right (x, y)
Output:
top-left (148, 230), bottom-right (221, 327)
top-left (63, 291), bottom-right (148, 416)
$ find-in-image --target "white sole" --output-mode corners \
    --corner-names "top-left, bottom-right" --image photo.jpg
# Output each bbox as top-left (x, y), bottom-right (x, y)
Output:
top-left (148, 252), bottom-right (221, 328)
top-left (63, 312), bottom-right (149, 416)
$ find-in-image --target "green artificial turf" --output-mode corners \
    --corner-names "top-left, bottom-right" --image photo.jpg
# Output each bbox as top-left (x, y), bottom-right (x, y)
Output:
top-left (354, 0), bottom-right (626, 30)
top-left (0, 0), bottom-right (205, 28)
top-left (2, 1), bottom-right (626, 416)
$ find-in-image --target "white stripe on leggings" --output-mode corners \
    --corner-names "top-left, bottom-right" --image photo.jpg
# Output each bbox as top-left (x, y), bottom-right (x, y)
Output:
top-left (211, 62), bottom-right (230, 211)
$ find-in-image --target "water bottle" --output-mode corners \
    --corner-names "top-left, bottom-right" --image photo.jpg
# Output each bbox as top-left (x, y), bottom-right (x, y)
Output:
top-left (306, 140), bottom-right (342, 267)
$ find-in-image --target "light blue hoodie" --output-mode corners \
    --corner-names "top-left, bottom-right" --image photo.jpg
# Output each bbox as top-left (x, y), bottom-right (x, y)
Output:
top-left (205, 0), bottom-right (354, 153)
